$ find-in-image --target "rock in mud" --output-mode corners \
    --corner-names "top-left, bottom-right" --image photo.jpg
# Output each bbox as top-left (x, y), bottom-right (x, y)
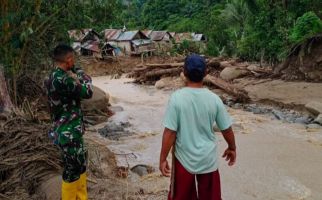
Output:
top-left (272, 110), bottom-right (284, 120)
top-left (314, 114), bottom-right (322, 125)
top-left (247, 64), bottom-right (260, 71)
top-left (305, 101), bottom-right (322, 115)
top-left (294, 116), bottom-right (311, 124)
top-left (220, 67), bottom-right (249, 81)
top-left (82, 85), bottom-right (110, 112)
top-left (155, 77), bottom-right (172, 89)
top-left (155, 77), bottom-right (185, 89)
top-left (98, 121), bottom-right (133, 140)
top-left (109, 106), bottom-right (124, 113)
top-left (131, 165), bottom-right (154, 176)
top-left (306, 123), bottom-right (322, 130)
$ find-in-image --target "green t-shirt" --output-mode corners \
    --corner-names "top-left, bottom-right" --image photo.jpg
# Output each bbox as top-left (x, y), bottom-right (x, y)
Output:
top-left (163, 87), bottom-right (232, 174)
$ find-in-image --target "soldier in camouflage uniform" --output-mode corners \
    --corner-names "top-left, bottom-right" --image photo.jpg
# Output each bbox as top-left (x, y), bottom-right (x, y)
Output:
top-left (45, 44), bottom-right (93, 200)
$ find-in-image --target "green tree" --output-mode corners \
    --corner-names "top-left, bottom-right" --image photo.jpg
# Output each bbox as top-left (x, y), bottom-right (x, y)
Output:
top-left (290, 11), bottom-right (322, 43)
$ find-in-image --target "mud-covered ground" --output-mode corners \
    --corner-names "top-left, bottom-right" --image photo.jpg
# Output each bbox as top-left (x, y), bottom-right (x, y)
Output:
top-left (86, 76), bottom-right (322, 200)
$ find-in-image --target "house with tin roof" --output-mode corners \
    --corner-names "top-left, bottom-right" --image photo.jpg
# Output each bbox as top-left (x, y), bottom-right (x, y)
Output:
top-left (68, 29), bottom-right (101, 56)
top-left (115, 30), bottom-right (155, 55)
top-left (148, 31), bottom-right (174, 52)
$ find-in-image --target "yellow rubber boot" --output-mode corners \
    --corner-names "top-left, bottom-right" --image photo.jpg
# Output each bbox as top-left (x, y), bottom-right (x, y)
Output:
top-left (62, 180), bottom-right (78, 200)
top-left (76, 172), bottom-right (88, 200)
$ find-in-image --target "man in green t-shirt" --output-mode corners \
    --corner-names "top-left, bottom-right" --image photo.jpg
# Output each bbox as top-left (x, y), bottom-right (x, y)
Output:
top-left (159, 54), bottom-right (237, 200)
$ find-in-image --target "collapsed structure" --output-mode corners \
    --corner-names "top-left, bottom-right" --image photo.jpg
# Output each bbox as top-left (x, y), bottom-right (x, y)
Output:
top-left (68, 28), bottom-right (207, 58)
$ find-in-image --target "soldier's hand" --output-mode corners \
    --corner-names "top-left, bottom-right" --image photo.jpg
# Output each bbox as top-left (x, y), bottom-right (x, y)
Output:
top-left (71, 65), bottom-right (84, 74)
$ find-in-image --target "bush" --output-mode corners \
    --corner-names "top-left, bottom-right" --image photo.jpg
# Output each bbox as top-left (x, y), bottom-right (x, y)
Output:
top-left (290, 11), bottom-right (322, 43)
top-left (171, 40), bottom-right (201, 55)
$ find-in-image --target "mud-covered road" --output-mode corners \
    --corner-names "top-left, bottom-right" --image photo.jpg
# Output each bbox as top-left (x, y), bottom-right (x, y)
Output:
top-left (92, 76), bottom-right (322, 200)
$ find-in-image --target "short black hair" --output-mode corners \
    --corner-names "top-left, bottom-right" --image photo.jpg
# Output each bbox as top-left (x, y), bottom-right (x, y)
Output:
top-left (185, 68), bottom-right (205, 82)
top-left (52, 44), bottom-right (74, 62)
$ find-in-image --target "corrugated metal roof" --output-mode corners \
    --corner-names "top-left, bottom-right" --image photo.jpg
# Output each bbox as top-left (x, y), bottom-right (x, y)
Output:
top-left (117, 30), bottom-right (148, 41)
top-left (81, 40), bottom-right (100, 52)
top-left (68, 30), bottom-right (85, 41)
top-left (149, 31), bottom-right (172, 41)
top-left (142, 30), bottom-right (153, 37)
top-left (68, 29), bottom-right (100, 42)
top-left (132, 39), bottom-right (152, 46)
top-left (192, 33), bottom-right (206, 41)
top-left (102, 29), bottom-right (122, 41)
top-left (170, 32), bottom-right (176, 37)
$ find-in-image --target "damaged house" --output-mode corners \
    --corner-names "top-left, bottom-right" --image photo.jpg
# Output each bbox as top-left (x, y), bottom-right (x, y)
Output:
top-left (68, 29), bottom-right (101, 56)
top-left (116, 30), bottom-right (155, 55)
top-left (174, 32), bottom-right (207, 53)
top-left (148, 31), bottom-right (174, 52)
top-left (101, 29), bottom-right (123, 57)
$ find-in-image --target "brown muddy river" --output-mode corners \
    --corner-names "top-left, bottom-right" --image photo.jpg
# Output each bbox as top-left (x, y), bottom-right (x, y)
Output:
top-left (93, 76), bottom-right (322, 200)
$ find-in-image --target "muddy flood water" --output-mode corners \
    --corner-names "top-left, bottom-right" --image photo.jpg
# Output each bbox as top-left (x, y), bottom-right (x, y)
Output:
top-left (92, 76), bottom-right (322, 200)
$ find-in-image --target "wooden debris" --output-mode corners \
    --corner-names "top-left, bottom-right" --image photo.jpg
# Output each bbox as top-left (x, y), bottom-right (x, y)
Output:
top-left (145, 62), bottom-right (184, 69)
top-left (145, 68), bottom-right (182, 78)
top-left (204, 75), bottom-right (250, 102)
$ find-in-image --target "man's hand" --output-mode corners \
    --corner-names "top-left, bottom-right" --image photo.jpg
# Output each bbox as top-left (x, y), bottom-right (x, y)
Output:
top-left (71, 65), bottom-right (83, 74)
top-left (159, 128), bottom-right (176, 177)
top-left (221, 127), bottom-right (236, 166)
top-left (159, 160), bottom-right (171, 177)
top-left (222, 148), bottom-right (236, 166)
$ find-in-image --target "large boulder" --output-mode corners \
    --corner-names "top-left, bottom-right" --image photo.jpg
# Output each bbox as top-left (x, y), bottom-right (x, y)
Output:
top-left (247, 64), bottom-right (260, 71)
top-left (155, 77), bottom-right (172, 89)
top-left (305, 101), bottom-right (322, 115)
top-left (155, 77), bottom-right (185, 90)
top-left (314, 114), bottom-right (322, 125)
top-left (220, 67), bottom-right (249, 81)
top-left (82, 86), bottom-right (109, 112)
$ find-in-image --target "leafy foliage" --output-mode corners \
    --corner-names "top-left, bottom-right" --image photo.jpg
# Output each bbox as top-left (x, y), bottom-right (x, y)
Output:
top-left (123, 0), bottom-right (322, 63)
top-left (290, 11), bottom-right (322, 43)
top-left (0, 0), bottom-right (122, 103)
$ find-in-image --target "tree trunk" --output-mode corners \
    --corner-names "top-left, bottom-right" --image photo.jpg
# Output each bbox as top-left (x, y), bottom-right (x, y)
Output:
top-left (0, 65), bottom-right (14, 113)
top-left (204, 75), bottom-right (250, 103)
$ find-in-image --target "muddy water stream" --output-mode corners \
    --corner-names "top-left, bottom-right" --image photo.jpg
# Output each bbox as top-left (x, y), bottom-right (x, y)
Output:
top-left (93, 76), bottom-right (322, 200)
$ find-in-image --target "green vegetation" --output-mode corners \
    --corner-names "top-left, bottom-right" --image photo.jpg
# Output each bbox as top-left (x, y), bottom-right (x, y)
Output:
top-left (123, 0), bottom-right (322, 63)
top-left (1, 0), bottom-right (322, 101)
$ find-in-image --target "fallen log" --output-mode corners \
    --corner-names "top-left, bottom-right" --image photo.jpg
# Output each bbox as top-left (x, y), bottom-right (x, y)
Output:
top-left (207, 59), bottom-right (221, 69)
top-left (204, 75), bottom-right (250, 102)
top-left (145, 68), bottom-right (182, 78)
top-left (145, 62), bottom-right (184, 69)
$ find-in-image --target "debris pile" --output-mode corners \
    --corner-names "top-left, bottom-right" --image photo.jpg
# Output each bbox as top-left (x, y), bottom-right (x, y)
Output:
top-left (129, 57), bottom-right (272, 102)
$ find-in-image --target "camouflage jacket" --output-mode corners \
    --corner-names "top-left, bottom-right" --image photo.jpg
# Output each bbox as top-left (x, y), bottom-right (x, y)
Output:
top-left (45, 67), bottom-right (93, 146)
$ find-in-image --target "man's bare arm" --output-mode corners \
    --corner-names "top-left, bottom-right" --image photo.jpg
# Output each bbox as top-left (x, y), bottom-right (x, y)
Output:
top-left (221, 127), bottom-right (237, 166)
top-left (159, 128), bottom-right (176, 177)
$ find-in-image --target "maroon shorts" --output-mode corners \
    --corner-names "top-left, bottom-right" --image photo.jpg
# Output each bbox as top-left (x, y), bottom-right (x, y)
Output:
top-left (168, 158), bottom-right (221, 200)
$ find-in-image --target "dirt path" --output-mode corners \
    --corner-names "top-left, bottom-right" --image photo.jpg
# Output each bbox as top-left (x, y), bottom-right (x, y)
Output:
top-left (91, 76), bottom-right (322, 200)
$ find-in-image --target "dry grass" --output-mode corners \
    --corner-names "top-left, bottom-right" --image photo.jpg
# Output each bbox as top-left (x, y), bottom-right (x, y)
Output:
top-left (0, 117), bottom-right (61, 199)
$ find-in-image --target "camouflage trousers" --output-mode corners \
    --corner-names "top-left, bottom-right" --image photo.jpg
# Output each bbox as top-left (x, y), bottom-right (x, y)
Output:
top-left (60, 138), bottom-right (87, 183)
